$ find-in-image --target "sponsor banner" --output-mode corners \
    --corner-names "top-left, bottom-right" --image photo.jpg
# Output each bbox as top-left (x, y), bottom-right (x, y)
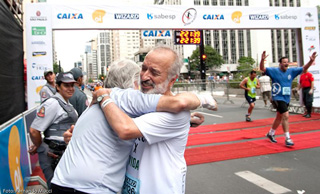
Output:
top-left (0, 118), bottom-right (30, 193)
top-left (26, 4), bottom-right (319, 107)
top-left (48, 5), bottom-right (302, 29)
top-left (300, 7), bottom-right (320, 107)
top-left (26, 3), bottom-right (53, 109)
top-left (141, 30), bottom-right (172, 39)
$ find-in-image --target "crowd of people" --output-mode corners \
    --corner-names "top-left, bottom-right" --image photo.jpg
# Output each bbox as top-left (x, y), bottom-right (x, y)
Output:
top-left (28, 47), bottom-right (317, 193)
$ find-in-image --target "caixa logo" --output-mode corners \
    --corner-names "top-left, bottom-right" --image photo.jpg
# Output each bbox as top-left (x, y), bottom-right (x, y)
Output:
top-left (32, 75), bottom-right (45, 80)
top-left (57, 13), bottom-right (83, 19)
top-left (142, 30), bottom-right (171, 38)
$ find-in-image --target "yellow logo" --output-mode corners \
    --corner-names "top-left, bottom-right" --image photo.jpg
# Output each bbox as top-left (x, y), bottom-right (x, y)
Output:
top-left (232, 11), bottom-right (242, 23)
top-left (92, 10), bottom-right (106, 23)
top-left (8, 126), bottom-right (24, 193)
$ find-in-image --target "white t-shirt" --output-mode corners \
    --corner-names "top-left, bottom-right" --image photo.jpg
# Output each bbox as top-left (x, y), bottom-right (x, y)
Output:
top-left (123, 110), bottom-right (191, 194)
top-left (259, 75), bottom-right (271, 93)
top-left (51, 88), bottom-right (161, 194)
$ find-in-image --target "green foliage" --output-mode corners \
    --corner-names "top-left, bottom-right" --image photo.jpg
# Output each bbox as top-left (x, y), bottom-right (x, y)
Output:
top-left (188, 45), bottom-right (225, 71)
top-left (53, 62), bottom-right (64, 73)
top-left (88, 78), bottom-right (93, 83)
top-left (235, 56), bottom-right (256, 79)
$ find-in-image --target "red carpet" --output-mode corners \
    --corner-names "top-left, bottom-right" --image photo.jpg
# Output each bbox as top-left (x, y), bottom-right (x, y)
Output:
top-left (185, 113), bottom-right (320, 166)
top-left (185, 131), bottom-right (320, 166)
top-left (189, 114), bottom-right (320, 134)
top-left (187, 120), bottom-right (320, 146)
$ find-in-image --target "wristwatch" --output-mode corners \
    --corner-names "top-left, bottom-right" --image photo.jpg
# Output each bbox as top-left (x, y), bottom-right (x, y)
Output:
top-left (97, 94), bottom-right (109, 103)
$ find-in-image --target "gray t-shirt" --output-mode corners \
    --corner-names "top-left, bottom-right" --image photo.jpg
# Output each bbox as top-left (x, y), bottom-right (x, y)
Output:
top-left (39, 83), bottom-right (56, 102)
top-left (51, 88), bottom-right (161, 194)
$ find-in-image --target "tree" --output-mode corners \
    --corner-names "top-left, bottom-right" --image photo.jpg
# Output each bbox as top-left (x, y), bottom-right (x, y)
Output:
top-left (53, 62), bottom-right (64, 73)
top-left (234, 56), bottom-right (256, 79)
top-left (188, 45), bottom-right (224, 71)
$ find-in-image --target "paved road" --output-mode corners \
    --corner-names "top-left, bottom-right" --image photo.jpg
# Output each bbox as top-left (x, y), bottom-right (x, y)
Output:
top-left (186, 94), bottom-right (320, 194)
top-left (26, 90), bottom-right (319, 194)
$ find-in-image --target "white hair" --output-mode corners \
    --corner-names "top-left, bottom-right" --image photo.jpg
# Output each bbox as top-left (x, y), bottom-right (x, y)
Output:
top-left (104, 59), bottom-right (140, 89)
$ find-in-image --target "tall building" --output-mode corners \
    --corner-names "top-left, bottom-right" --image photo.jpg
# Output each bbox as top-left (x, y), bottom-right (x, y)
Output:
top-left (158, 0), bottom-right (316, 71)
top-left (97, 31), bottom-right (112, 76)
top-left (112, 30), bottom-right (141, 61)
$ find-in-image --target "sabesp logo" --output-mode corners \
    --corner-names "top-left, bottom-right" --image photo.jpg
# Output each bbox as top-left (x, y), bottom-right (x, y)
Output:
top-left (182, 8), bottom-right (197, 26)
top-left (274, 14), bottom-right (297, 20)
top-left (9, 126), bottom-right (24, 193)
top-left (92, 10), bottom-right (106, 23)
top-left (231, 11), bottom-right (242, 23)
top-left (57, 13), bottom-right (83, 19)
top-left (147, 13), bottom-right (176, 20)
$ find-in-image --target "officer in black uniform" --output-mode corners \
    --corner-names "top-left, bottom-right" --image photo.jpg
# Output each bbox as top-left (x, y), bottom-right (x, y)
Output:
top-left (29, 72), bottom-right (78, 189)
top-left (69, 67), bottom-right (89, 116)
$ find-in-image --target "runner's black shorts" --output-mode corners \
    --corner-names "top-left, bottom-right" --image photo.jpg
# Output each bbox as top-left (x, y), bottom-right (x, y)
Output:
top-left (271, 100), bottom-right (289, 114)
top-left (245, 93), bottom-right (256, 104)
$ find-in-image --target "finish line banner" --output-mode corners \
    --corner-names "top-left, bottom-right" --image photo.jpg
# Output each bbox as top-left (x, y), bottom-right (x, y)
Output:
top-left (25, 4), bottom-right (320, 108)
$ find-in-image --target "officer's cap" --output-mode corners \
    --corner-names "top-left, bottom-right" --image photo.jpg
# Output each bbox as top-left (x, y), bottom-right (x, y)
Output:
top-left (70, 67), bottom-right (83, 80)
top-left (56, 72), bottom-right (77, 83)
top-left (44, 69), bottom-right (54, 76)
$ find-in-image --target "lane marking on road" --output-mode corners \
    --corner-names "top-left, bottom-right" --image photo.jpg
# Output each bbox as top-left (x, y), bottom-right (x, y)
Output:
top-left (196, 111), bottom-right (223, 118)
top-left (235, 171), bottom-right (292, 194)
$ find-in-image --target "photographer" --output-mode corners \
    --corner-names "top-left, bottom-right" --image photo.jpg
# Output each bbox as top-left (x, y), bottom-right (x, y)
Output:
top-left (29, 72), bottom-right (78, 189)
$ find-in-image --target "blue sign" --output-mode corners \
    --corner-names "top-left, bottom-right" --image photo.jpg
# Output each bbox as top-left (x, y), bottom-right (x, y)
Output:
top-left (0, 118), bottom-right (30, 193)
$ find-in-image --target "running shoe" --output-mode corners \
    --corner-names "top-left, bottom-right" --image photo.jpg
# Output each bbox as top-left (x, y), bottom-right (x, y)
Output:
top-left (245, 114), bottom-right (251, 122)
top-left (285, 138), bottom-right (294, 146)
top-left (266, 133), bottom-right (277, 143)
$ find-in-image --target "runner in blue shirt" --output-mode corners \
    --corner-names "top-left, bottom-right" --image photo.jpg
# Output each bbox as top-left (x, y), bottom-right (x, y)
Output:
top-left (260, 51), bottom-right (317, 146)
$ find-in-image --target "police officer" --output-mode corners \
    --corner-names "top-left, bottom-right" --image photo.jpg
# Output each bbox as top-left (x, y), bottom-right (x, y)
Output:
top-left (29, 72), bottom-right (78, 189)
top-left (69, 67), bottom-right (89, 116)
top-left (40, 69), bottom-right (56, 102)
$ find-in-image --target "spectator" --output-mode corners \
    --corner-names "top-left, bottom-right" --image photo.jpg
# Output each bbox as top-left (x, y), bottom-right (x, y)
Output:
top-left (298, 69), bottom-right (314, 118)
top-left (259, 72), bottom-right (272, 107)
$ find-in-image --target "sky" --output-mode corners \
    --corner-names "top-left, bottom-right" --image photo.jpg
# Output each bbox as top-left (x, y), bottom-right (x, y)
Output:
top-left (52, 0), bottom-right (320, 71)
top-left (54, 30), bottom-right (99, 71)
top-left (51, 0), bottom-right (153, 71)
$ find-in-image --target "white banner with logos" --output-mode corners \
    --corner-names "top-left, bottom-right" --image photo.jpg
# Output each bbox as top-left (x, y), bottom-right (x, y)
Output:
top-left (26, 4), bottom-right (53, 109)
top-left (300, 8), bottom-right (320, 107)
top-left (26, 4), bottom-right (320, 107)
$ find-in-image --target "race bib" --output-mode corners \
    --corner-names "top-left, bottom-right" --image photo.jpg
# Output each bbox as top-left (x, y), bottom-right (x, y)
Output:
top-left (251, 88), bottom-right (256, 94)
top-left (282, 87), bottom-right (291, 95)
top-left (122, 173), bottom-right (140, 194)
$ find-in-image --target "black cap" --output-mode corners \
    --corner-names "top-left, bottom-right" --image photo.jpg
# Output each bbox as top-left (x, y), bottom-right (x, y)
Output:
top-left (70, 67), bottom-right (83, 80)
top-left (56, 72), bottom-right (77, 83)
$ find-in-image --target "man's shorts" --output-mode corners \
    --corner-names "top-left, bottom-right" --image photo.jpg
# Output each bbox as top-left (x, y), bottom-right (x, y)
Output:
top-left (245, 93), bottom-right (256, 104)
top-left (262, 91), bottom-right (271, 101)
top-left (271, 100), bottom-right (289, 114)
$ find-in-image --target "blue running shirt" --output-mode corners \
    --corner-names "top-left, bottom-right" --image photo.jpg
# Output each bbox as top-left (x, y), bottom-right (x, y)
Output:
top-left (266, 67), bottom-right (303, 104)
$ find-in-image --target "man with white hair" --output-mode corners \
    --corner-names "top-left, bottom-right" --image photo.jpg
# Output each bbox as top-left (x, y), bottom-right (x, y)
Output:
top-left (95, 46), bottom-right (213, 194)
top-left (51, 58), bottom-right (214, 194)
